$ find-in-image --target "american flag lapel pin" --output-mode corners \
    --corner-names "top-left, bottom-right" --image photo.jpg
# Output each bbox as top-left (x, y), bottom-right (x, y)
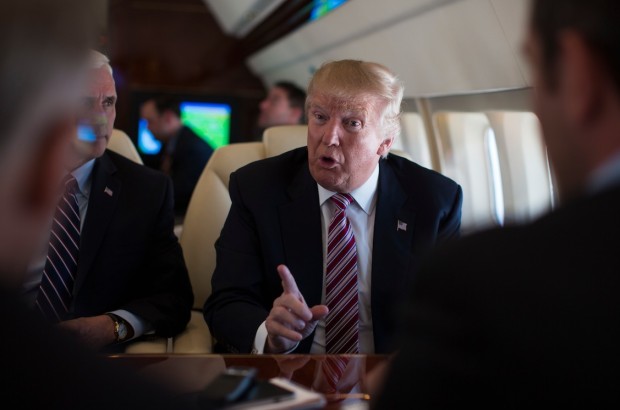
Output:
top-left (397, 220), bottom-right (407, 232)
top-left (104, 186), bottom-right (113, 197)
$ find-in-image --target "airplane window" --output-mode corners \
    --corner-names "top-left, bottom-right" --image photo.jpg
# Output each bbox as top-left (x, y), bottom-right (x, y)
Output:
top-left (485, 111), bottom-right (554, 225)
top-left (485, 127), bottom-right (505, 226)
top-left (433, 112), bottom-right (499, 234)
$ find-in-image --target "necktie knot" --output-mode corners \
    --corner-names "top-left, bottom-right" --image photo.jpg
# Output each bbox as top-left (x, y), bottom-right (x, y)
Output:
top-left (331, 193), bottom-right (353, 212)
top-left (63, 176), bottom-right (79, 196)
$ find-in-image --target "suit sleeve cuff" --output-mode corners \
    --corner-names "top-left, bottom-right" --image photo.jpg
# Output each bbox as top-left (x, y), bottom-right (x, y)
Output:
top-left (252, 321), bottom-right (299, 354)
top-left (110, 309), bottom-right (153, 341)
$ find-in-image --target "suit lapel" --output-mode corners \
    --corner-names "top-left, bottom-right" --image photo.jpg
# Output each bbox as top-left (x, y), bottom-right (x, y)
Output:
top-left (371, 159), bottom-right (415, 349)
top-left (74, 152), bottom-right (121, 295)
top-left (278, 163), bottom-right (324, 309)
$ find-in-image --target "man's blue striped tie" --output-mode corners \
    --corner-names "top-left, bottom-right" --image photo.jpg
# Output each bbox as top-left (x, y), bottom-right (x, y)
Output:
top-left (36, 176), bottom-right (81, 322)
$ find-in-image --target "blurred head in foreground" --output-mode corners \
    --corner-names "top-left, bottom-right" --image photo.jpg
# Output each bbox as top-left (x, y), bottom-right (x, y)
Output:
top-left (0, 0), bottom-right (96, 283)
top-left (526, 0), bottom-right (620, 201)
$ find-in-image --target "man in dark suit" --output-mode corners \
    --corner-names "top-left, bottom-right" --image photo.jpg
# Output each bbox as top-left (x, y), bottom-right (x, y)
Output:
top-left (140, 96), bottom-right (214, 218)
top-left (374, 0), bottom-right (620, 407)
top-left (22, 51), bottom-right (193, 350)
top-left (204, 60), bottom-right (462, 355)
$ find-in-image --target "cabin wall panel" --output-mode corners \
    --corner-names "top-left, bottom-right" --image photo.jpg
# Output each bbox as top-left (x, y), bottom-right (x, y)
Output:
top-left (490, 0), bottom-right (532, 86)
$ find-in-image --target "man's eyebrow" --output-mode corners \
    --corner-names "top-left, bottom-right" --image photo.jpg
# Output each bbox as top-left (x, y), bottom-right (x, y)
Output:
top-left (342, 109), bottom-right (366, 117)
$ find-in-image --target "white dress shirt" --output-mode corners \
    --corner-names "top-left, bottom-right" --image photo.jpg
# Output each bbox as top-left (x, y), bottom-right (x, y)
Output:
top-left (254, 165), bottom-right (379, 353)
top-left (22, 159), bottom-right (151, 340)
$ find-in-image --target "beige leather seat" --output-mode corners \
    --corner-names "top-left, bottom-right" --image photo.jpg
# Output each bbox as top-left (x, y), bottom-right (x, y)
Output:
top-left (124, 143), bottom-right (265, 353)
top-left (173, 142), bottom-right (265, 353)
top-left (171, 127), bottom-right (305, 353)
top-left (171, 125), bottom-right (413, 352)
top-left (262, 124), bottom-right (307, 156)
top-left (107, 129), bottom-right (143, 165)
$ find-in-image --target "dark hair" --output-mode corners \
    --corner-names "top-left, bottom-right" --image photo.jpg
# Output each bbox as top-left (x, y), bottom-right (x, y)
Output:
top-left (274, 81), bottom-right (306, 122)
top-left (149, 95), bottom-right (181, 118)
top-left (531, 0), bottom-right (620, 92)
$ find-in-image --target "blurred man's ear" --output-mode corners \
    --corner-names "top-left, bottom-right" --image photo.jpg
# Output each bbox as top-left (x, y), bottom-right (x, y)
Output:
top-left (560, 31), bottom-right (606, 127)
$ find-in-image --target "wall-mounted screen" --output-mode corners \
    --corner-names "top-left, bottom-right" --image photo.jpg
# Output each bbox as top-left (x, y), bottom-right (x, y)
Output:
top-left (130, 89), bottom-right (240, 168)
top-left (310, 0), bottom-right (349, 21)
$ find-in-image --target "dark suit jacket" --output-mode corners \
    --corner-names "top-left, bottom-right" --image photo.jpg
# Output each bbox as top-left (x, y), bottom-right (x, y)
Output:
top-left (1, 285), bottom-right (191, 410)
top-left (168, 126), bottom-right (213, 217)
top-left (375, 185), bottom-right (620, 408)
top-left (204, 147), bottom-right (462, 354)
top-left (69, 150), bottom-right (193, 337)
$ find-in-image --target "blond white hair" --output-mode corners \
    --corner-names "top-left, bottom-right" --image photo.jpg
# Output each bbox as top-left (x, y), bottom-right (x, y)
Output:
top-left (91, 49), bottom-right (113, 75)
top-left (306, 59), bottom-right (404, 145)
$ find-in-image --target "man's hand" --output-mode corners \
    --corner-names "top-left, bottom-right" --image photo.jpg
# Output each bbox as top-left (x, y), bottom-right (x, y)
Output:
top-left (274, 355), bottom-right (311, 379)
top-left (58, 315), bottom-right (116, 350)
top-left (265, 265), bottom-right (329, 353)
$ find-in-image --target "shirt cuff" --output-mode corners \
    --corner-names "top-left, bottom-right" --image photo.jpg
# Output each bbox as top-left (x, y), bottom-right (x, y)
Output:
top-left (110, 309), bottom-right (153, 341)
top-left (252, 321), bottom-right (299, 354)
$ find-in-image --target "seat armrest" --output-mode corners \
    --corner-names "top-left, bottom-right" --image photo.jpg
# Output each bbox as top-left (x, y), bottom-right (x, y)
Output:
top-left (171, 311), bottom-right (213, 353)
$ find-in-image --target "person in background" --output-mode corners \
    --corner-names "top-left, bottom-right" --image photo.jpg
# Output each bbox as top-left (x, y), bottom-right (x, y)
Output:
top-left (21, 51), bottom-right (193, 352)
top-left (204, 59), bottom-right (462, 355)
top-left (0, 1), bottom-right (190, 408)
top-left (256, 81), bottom-right (307, 136)
top-left (140, 96), bottom-right (214, 218)
top-left (374, 0), bottom-right (620, 407)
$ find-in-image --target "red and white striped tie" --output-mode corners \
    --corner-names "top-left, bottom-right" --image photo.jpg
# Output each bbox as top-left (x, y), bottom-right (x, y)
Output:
top-left (321, 356), bottom-right (351, 394)
top-left (325, 193), bottom-right (359, 354)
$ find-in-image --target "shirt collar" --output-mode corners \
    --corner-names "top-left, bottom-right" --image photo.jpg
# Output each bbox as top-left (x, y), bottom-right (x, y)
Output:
top-left (588, 150), bottom-right (620, 194)
top-left (317, 163), bottom-right (380, 215)
top-left (70, 158), bottom-right (95, 197)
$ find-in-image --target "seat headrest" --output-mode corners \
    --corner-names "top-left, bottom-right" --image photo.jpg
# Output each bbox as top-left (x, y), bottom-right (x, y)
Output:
top-left (262, 125), bottom-right (307, 157)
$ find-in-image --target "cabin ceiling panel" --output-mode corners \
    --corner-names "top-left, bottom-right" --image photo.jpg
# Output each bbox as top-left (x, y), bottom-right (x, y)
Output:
top-left (202, 0), bottom-right (286, 37)
top-left (490, 0), bottom-right (532, 86)
top-left (248, 0), bottom-right (530, 96)
top-left (248, 0), bottom-right (442, 71)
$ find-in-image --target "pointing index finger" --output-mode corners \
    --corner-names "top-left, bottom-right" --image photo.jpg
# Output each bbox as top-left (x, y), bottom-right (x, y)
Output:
top-left (277, 264), bottom-right (301, 297)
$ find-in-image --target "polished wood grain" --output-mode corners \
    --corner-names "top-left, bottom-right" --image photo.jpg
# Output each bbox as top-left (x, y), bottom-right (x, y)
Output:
top-left (108, 354), bottom-right (391, 409)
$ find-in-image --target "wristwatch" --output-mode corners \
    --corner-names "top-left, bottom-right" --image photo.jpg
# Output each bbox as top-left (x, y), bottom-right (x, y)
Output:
top-left (106, 313), bottom-right (129, 343)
